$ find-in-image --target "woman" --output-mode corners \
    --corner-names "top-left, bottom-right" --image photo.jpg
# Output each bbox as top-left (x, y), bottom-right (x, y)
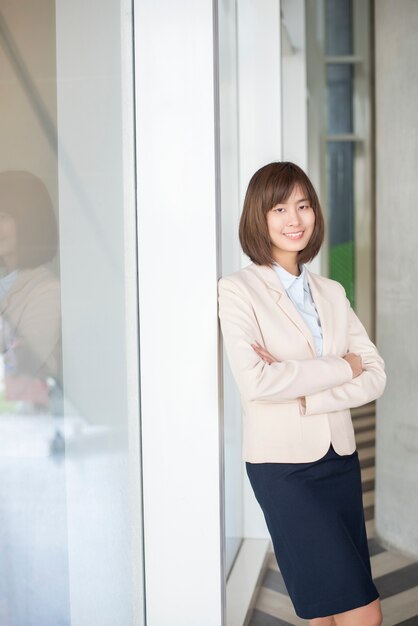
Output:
top-left (217, 162), bottom-right (386, 626)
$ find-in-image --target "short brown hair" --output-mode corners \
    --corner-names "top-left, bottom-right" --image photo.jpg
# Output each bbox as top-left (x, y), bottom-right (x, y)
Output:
top-left (239, 161), bottom-right (325, 266)
top-left (0, 170), bottom-right (58, 269)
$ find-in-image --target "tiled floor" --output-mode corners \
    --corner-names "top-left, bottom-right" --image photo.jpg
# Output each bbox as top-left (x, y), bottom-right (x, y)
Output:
top-left (248, 403), bottom-right (418, 625)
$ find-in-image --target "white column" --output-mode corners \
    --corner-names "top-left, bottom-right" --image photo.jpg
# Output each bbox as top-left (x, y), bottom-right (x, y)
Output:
top-left (281, 0), bottom-right (308, 171)
top-left (237, 0), bottom-right (282, 214)
top-left (134, 2), bottom-right (224, 625)
top-left (282, 0), bottom-right (322, 277)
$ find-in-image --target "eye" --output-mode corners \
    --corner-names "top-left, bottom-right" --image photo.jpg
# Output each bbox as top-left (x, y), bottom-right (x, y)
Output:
top-left (273, 207), bottom-right (285, 213)
top-left (299, 204), bottom-right (310, 210)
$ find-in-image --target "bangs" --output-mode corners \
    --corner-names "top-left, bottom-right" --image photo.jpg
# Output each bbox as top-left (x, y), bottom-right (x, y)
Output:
top-left (262, 165), bottom-right (313, 213)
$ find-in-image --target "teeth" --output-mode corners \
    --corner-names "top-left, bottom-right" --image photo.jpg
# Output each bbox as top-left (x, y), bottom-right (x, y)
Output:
top-left (284, 231), bottom-right (303, 238)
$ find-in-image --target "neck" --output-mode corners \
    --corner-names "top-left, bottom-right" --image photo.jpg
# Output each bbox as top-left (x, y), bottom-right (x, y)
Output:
top-left (273, 254), bottom-right (300, 276)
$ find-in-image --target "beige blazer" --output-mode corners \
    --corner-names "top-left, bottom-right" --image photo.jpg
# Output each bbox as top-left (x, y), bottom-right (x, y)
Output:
top-left (218, 262), bottom-right (387, 463)
top-left (0, 265), bottom-right (62, 384)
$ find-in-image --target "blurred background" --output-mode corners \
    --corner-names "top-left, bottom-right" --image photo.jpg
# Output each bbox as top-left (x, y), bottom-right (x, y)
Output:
top-left (0, 1), bottom-right (416, 625)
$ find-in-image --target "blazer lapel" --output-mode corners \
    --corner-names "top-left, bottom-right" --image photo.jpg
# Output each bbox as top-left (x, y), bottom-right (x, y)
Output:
top-left (249, 262), bottom-right (332, 357)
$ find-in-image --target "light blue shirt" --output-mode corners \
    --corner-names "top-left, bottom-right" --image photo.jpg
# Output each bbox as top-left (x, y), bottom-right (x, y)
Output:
top-left (273, 262), bottom-right (323, 357)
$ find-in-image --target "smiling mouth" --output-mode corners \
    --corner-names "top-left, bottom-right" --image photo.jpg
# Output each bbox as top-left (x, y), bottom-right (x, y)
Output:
top-left (283, 231), bottom-right (304, 239)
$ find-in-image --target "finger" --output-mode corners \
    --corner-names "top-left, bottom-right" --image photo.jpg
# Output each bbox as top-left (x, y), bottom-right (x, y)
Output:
top-left (252, 344), bottom-right (266, 355)
top-left (251, 343), bottom-right (275, 364)
top-left (255, 348), bottom-right (270, 359)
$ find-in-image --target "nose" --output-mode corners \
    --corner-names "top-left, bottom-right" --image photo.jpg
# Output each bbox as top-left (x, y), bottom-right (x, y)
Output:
top-left (287, 207), bottom-right (301, 226)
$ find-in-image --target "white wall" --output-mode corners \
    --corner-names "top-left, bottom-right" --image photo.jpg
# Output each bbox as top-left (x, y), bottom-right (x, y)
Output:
top-left (375, 0), bottom-right (418, 559)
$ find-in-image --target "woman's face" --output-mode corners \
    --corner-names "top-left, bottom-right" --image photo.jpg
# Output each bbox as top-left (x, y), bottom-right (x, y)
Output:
top-left (0, 212), bottom-right (18, 259)
top-left (266, 184), bottom-right (315, 256)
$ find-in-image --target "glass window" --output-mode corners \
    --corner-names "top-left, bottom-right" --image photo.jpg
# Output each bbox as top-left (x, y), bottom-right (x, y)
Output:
top-left (0, 2), bottom-right (143, 624)
top-left (326, 64), bottom-right (354, 134)
top-left (218, 0), bottom-right (243, 577)
top-left (327, 141), bottom-right (355, 303)
top-left (325, 0), bottom-right (355, 305)
top-left (325, 0), bottom-right (353, 56)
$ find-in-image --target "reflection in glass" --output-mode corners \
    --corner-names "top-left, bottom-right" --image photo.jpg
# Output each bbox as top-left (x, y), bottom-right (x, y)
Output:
top-left (0, 171), bottom-right (68, 626)
top-left (0, 171), bottom-right (62, 416)
top-left (0, 1), bottom-right (142, 623)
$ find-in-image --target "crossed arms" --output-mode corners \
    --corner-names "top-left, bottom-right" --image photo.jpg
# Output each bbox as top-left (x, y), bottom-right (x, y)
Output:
top-left (217, 277), bottom-right (386, 415)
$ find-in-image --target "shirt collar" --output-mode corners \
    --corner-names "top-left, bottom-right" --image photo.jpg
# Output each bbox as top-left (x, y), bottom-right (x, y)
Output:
top-left (273, 261), bottom-right (309, 293)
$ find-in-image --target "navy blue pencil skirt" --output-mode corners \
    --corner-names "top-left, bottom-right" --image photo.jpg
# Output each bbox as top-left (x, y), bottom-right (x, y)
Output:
top-left (245, 443), bottom-right (379, 619)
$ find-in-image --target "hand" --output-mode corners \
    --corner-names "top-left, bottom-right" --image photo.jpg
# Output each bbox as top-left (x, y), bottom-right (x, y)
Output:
top-left (343, 352), bottom-right (364, 378)
top-left (251, 341), bottom-right (277, 365)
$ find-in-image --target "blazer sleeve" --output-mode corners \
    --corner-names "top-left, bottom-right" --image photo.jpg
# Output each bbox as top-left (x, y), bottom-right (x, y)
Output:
top-left (299, 290), bottom-right (387, 416)
top-left (9, 281), bottom-right (61, 379)
top-left (218, 276), bottom-right (353, 403)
